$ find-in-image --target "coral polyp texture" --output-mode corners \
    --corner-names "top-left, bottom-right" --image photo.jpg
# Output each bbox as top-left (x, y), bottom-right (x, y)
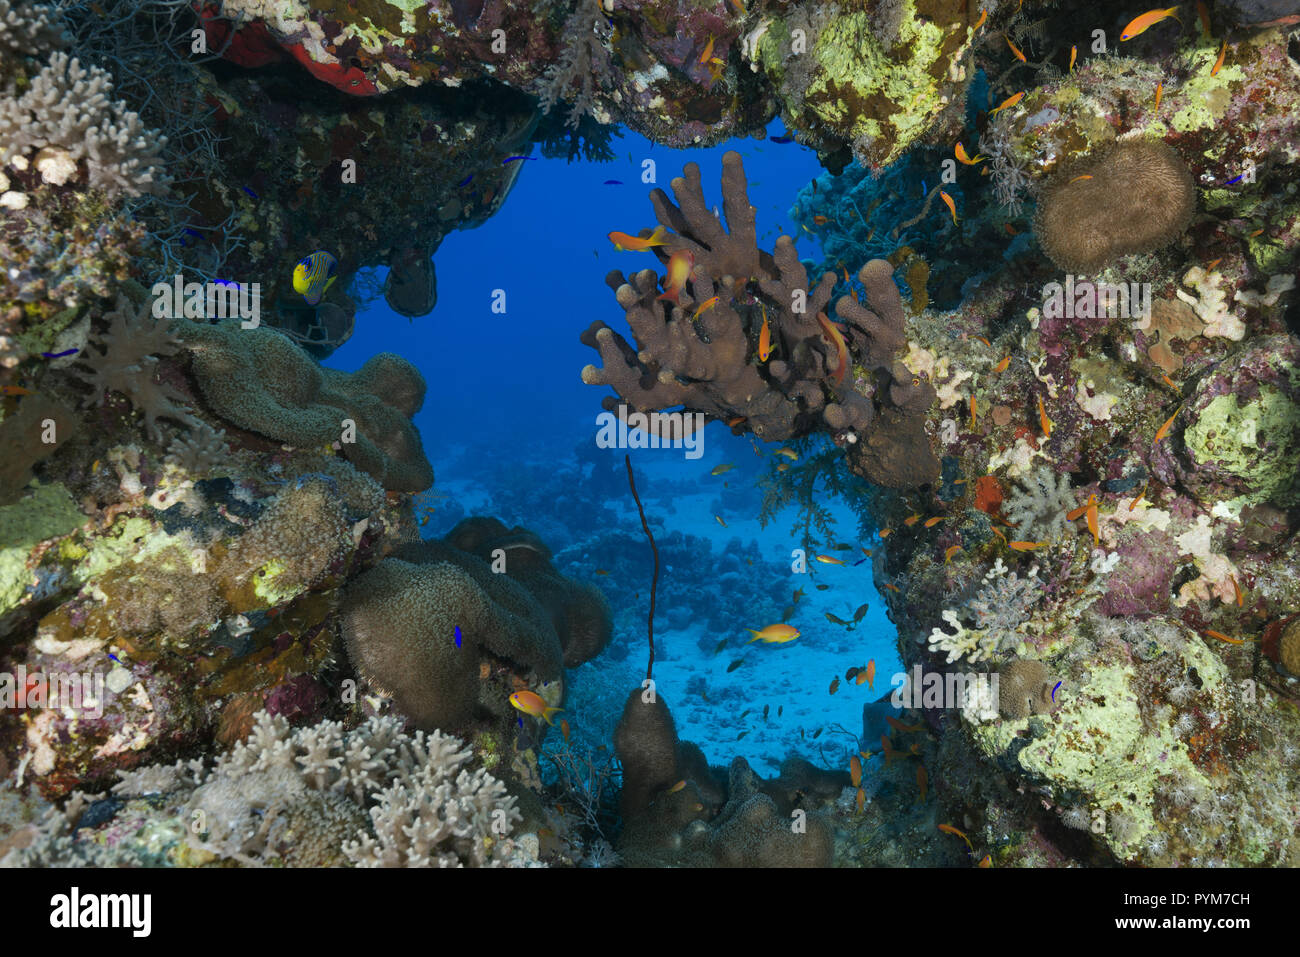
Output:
top-left (1035, 140), bottom-right (1196, 273)
top-left (582, 151), bottom-right (939, 488)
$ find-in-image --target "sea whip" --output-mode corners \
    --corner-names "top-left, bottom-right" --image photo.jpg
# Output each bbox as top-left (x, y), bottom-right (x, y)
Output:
top-left (624, 454), bottom-right (658, 681)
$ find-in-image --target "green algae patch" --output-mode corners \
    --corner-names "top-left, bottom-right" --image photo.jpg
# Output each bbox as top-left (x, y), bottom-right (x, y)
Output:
top-left (250, 558), bottom-right (306, 607)
top-left (1169, 43), bottom-right (1243, 134)
top-left (0, 483), bottom-right (86, 614)
top-left (1185, 387), bottom-right (1300, 507)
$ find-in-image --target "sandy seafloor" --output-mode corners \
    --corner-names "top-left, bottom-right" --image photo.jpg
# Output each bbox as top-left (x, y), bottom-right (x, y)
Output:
top-left (433, 431), bottom-right (901, 778)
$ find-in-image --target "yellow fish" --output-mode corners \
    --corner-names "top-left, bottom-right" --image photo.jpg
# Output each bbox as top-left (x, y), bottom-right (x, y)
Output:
top-left (292, 250), bottom-right (338, 305)
top-left (745, 623), bottom-right (800, 645)
top-left (710, 463), bottom-right (735, 475)
top-left (509, 690), bottom-right (563, 725)
top-left (691, 296), bottom-right (720, 321)
top-left (815, 554), bottom-right (847, 565)
top-left (990, 90), bottom-right (1025, 115)
top-left (657, 249), bottom-right (695, 306)
top-left (939, 190), bottom-right (959, 225)
top-left (608, 225), bottom-right (668, 251)
top-left (955, 142), bottom-right (985, 165)
top-left (944, 544), bottom-right (962, 563)
top-left (668, 779), bottom-right (688, 793)
top-left (774, 447), bottom-right (799, 460)
top-left (715, 515), bottom-right (727, 528)
top-left (1120, 7), bottom-right (1181, 41)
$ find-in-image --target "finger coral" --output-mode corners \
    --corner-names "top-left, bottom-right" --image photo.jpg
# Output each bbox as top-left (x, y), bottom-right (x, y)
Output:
top-left (0, 52), bottom-right (169, 197)
top-left (2, 712), bottom-right (534, 868)
top-left (1035, 139), bottom-right (1196, 273)
top-left (582, 151), bottom-right (938, 488)
top-left (174, 319), bottom-right (434, 492)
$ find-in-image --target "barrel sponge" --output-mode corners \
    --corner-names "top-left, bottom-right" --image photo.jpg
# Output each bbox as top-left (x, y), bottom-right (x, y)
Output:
top-left (174, 319), bottom-right (434, 492)
top-left (218, 476), bottom-right (351, 607)
top-left (1035, 139), bottom-right (1196, 273)
top-left (341, 559), bottom-right (485, 730)
top-left (614, 686), bottom-right (682, 820)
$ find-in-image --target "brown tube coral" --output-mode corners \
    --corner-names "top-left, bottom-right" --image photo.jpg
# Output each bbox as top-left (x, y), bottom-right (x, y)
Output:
top-left (581, 151), bottom-right (938, 488)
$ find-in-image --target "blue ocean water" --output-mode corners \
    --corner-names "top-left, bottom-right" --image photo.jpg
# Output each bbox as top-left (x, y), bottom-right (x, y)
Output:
top-left (331, 124), bottom-right (903, 770)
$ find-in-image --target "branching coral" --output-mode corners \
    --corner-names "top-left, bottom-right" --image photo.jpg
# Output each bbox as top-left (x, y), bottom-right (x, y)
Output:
top-left (0, 0), bottom-right (66, 61)
top-left (928, 559), bottom-right (1043, 664)
top-left (75, 712), bottom-right (532, 868)
top-left (581, 151), bottom-right (938, 488)
top-left (0, 52), bottom-right (170, 197)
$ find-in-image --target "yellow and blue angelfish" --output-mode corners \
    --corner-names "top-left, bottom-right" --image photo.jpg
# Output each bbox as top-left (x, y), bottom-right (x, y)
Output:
top-left (292, 250), bottom-right (338, 305)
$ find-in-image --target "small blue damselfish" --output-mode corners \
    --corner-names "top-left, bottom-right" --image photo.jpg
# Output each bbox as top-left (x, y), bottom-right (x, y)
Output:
top-left (292, 250), bottom-right (338, 305)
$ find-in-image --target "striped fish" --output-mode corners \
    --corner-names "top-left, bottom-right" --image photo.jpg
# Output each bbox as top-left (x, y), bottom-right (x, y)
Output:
top-left (293, 250), bottom-right (338, 305)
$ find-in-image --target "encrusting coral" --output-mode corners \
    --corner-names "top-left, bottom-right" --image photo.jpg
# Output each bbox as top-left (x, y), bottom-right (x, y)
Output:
top-left (581, 151), bottom-right (938, 488)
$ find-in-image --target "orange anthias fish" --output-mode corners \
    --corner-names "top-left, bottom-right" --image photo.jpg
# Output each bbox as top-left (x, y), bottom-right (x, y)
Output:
top-left (1154, 405), bottom-right (1183, 444)
top-left (978, 854), bottom-right (993, 868)
top-left (698, 34), bottom-right (715, 65)
top-left (955, 142), bottom-right (985, 165)
top-left (668, 779), bottom-right (688, 793)
top-left (1068, 174), bottom-right (1094, 185)
top-left (1154, 81), bottom-right (1163, 112)
top-left (1120, 7), bottom-right (1182, 42)
top-left (509, 690), bottom-right (564, 726)
top-left (757, 306), bottom-right (773, 361)
top-left (560, 718), bottom-right (571, 743)
top-left (815, 554), bottom-right (847, 565)
top-left (1009, 540), bottom-right (1048, 551)
top-left (1231, 575), bottom-right (1245, 607)
top-left (1205, 629), bottom-right (1250, 645)
top-left (939, 190), bottom-right (959, 225)
top-left (864, 659), bottom-right (876, 689)
top-left (657, 249), bottom-right (695, 305)
top-left (904, 514), bottom-right (922, 527)
top-left (973, 8), bottom-right (987, 31)
top-left (969, 394), bottom-right (977, 429)
top-left (1038, 395), bottom-right (1053, 437)
top-left (917, 765), bottom-right (928, 803)
top-left (745, 623), bottom-right (801, 644)
top-left (939, 823), bottom-right (974, 851)
top-left (924, 516), bottom-right (945, 528)
top-left (880, 734), bottom-right (899, 765)
top-left (692, 295), bottom-right (720, 321)
top-left (816, 312), bottom-right (849, 384)
top-left (1086, 495), bottom-right (1099, 546)
top-left (1, 385), bottom-right (33, 396)
top-left (608, 225), bottom-right (668, 251)
top-left (1069, 44), bottom-right (1077, 71)
top-left (812, 214), bottom-right (829, 225)
top-left (1197, 0), bottom-right (1211, 35)
top-left (944, 544), bottom-right (963, 563)
top-left (1004, 34), bottom-right (1027, 62)
top-left (1211, 39), bottom-right (1226, 76)
top-left (990, 91), bottom-right (1025, 115)
top-left (850, 755), bottom-right (863, 787)
top-left (994, 356), bottom-right (1011, 374)
top-left (829, 677), bottom-right (840, 695)
top-left (855, 788), bottom-right (866, 813)
top-left (884, 583), bottom-right (900, 593)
